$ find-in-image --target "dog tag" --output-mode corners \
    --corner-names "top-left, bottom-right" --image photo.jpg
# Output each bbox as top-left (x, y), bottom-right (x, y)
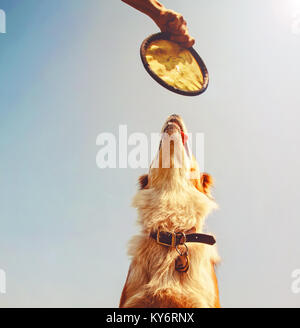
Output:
top-left (175, 253), bottom-right (189, 273)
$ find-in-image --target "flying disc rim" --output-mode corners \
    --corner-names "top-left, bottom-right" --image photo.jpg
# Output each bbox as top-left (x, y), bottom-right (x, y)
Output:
top-left (140, 32), bottom-right (209, 97)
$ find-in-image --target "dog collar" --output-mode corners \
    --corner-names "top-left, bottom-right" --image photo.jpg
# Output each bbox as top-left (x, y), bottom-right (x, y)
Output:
top-left (150, 230), bottom-right (216, 248)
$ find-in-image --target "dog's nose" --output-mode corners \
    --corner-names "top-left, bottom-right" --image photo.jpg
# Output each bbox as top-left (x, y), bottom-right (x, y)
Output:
top-left (169, 114), bottom-right (183, 122)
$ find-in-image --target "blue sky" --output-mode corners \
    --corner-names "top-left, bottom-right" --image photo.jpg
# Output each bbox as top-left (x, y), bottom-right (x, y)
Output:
top-left (0, 0), bottom-right (300, 307)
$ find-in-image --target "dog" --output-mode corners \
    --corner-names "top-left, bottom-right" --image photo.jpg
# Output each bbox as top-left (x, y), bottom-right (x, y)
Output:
top-left (119, 114), bottom-right (220, 308)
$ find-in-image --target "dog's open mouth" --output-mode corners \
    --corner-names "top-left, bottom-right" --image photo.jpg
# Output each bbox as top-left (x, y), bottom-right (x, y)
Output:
top-left (163, 114), bottom-right (187, 139)
top-left (164, 118), bottom-right (183, 133)
top-left (150, 114), bottom-right (192, 170)
top-left (163, 116), bottom-right (188, 145)
top-left (155, 115), bottom-right (192, 163)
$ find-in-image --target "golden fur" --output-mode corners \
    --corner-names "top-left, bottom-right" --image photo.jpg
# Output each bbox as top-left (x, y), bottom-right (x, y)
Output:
top-left (120, 115), bottom-right (220, 308)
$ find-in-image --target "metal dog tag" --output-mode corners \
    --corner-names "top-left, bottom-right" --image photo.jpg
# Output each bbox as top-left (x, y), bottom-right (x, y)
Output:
top-left (175, 250), bottom-right (189, 273)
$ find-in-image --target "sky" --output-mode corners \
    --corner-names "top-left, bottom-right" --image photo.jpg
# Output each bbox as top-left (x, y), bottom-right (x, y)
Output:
top-left (0, 0), bottom-right (300, 307)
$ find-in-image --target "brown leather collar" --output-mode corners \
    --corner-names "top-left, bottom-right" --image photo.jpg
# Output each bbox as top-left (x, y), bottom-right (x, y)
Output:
top-left (150, 229), bottom-right (216, 247)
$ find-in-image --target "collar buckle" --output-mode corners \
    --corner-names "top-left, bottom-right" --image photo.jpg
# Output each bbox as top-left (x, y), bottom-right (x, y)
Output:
top-left (157, 230), bottom-right (176, 247)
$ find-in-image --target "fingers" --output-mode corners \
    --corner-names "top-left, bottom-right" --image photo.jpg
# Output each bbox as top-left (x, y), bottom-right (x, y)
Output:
top-left (168, 13), bottom-right (184, 31)
top-left (154, 9), bottom-right (195, 48)
top-left (165, 11), bottom-right (195, 48)
top-left (170, 34), bottom-right (195, 48)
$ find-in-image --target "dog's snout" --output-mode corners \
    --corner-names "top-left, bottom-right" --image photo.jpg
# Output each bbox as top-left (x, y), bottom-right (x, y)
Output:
top-left (169, 114), bottom-right (182, 121)
top-left (164, 122), bottom-right (181, 135)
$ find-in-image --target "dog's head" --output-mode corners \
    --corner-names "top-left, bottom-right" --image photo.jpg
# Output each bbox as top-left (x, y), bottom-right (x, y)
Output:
top-left (138, 114), bottom-right (213, 198)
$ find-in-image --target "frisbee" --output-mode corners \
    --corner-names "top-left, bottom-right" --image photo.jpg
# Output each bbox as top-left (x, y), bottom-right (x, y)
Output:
top-left (140, 33), bottom-right (209, 96)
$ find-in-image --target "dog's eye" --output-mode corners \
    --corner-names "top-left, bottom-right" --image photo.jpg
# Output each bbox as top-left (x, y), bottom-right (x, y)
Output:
top-left (138, 174), bottom-right (149, 190)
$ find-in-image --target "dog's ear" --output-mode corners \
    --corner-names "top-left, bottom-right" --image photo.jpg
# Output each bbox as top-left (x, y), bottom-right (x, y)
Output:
top-left (138, 174), bottom-right (149, 190)
top-left (201, 173), bottom-right (214, 196)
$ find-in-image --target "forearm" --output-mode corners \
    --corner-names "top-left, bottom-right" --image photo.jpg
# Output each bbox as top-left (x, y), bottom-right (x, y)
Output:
top-left (121, 0), bottom-right (166, 22)
top-left (121, 0), bottom-right (195, 48)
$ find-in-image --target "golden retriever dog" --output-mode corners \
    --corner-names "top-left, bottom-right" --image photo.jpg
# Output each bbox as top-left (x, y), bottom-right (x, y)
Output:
top-left (119, 114), bottom-right (220, 308)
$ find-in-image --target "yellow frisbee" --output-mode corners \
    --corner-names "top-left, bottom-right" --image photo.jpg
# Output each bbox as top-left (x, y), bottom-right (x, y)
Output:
top-left (140, 33), bottom-right (209, 96)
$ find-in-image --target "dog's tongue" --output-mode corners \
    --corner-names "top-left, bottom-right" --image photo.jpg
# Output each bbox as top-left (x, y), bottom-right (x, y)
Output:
top-left (181, 131), bottom-right (188, 145)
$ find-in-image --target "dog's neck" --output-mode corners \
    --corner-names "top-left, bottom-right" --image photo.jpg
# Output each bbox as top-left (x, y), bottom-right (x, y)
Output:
top-left (132, 172), bottom-right (217, 234)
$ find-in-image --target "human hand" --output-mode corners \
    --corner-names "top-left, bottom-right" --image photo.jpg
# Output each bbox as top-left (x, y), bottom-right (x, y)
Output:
top-left (154, 9), bottom-right (195, 48)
